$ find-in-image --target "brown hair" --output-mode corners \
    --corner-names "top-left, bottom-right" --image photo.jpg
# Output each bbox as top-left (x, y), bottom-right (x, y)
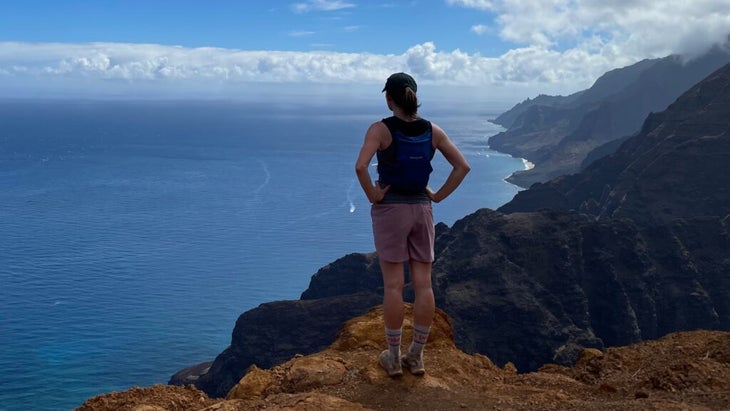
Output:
top-left (389, 86), bottom-right (420, 116)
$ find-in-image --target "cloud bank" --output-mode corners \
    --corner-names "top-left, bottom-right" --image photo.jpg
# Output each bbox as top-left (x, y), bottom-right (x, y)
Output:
top-left (449, 0), bottom-right (730, 58)
top-left (1, 0), bottom-right (728, 100)
top-left (0, 41), bottom-right (615, 100)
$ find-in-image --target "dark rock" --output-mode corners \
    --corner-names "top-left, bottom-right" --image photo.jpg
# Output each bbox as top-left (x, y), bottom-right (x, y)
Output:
top-left (194, 293), bottom-right (381, 398)
top-left (500, 62), bottom-right (730, 226)
top-left (168, 361), bottom-right (213, 386)
top-left (432, 210), bottom-right (604, 371)
top-left (580, 135), bottom-right (629, 170)
top-left (300, 253), bottom-right (381, 300)
top-left (490, 93), bottom-right (582, 129)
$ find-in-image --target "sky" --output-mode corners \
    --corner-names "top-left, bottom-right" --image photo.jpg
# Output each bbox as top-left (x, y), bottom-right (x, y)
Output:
top-left (1, 0), bottom-right (729, 102)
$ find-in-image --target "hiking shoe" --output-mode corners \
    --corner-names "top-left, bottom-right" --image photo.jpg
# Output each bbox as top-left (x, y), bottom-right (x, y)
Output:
top-left (379, 350), bottom-right (403, 377)
top-left (402, 350), bottom-right (425, 375)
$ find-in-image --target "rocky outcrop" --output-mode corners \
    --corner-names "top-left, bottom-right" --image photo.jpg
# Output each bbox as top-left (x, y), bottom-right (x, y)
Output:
top-left (300, 253), bottom-right (382, 300)
top-left (489, 46), bottom-right (730, 188)
top-left (193, 293), bottom-right (382, 398)
top-left (169, 362), bottom-right (213, 386)
top-left (81, 307), bottom-right (730, 410)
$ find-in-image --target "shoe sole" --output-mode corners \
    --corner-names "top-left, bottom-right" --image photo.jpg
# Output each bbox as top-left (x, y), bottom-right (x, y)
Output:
top-left (402, 358), bottom-right (425, 376)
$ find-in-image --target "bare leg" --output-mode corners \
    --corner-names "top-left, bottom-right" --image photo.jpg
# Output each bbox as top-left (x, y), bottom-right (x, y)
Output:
top-left (380, 260), bottom-right (405, 330)
top-left (400, 259), bottom-right (433, 375)
top-left (379, 258), bottom-right (406, 376)
top-left (409, 259), bottom-right (435, 328)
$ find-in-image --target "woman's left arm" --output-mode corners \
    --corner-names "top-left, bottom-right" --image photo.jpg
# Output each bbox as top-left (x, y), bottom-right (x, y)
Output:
top-left (427, 123), bottom-right (471, 203)
top-left (355, 122), bottom-right (390, 203)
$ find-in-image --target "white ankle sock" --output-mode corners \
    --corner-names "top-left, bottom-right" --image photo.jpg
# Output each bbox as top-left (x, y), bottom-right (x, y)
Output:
top-left (410, 324), bottom-right (430, 355)
top-left (385, 327), bottom-right (402, 358)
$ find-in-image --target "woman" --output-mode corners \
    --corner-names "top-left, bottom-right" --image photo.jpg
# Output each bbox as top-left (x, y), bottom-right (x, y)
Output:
top-left (355, 72), bottom-right (471, 377)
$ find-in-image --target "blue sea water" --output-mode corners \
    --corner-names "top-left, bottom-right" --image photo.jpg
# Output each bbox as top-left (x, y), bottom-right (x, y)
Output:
top-left (0, 99), bottom-right (523, 410)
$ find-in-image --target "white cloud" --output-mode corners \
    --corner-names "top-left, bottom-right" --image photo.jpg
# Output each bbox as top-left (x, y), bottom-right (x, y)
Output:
top-left (290, 0), bottom-right (355, 13)
top-left (454, 0), bottom-right (730, 58)
top-left (289, 30), bottom-right (316, 37)
top-left (0, 40), bottom-right (636, 100)
top-left (470, 24), bottom-right (490, 35)
top-left (446, 0), bottom-right (498, 11)
top-left (2, 0), bottom-right (729, 101)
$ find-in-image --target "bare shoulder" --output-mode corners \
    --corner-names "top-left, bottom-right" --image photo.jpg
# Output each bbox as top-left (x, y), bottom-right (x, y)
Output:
top-left (430, 122), bottom-right (450, 146)
top-left (365, 121), bottom-right (389, 138)
top-left (364, 120), bottom-right (391, 149)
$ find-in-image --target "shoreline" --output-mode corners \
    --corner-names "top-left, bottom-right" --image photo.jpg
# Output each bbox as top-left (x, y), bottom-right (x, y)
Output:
top-left (485, 140), bottom-right (535, 191)
top-left (502, 157), bottom-right (535, 190)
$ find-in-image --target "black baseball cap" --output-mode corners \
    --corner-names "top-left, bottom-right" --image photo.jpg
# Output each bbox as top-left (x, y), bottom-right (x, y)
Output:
top-left (382, 72), bottom-right (417, 93)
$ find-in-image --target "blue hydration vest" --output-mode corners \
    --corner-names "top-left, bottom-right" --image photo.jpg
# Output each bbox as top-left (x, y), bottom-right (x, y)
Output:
top-left (377, 117), bottom-right (435, 194)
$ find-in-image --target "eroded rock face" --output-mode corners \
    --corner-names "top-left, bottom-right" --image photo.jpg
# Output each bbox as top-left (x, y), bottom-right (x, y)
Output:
top-left (432, 209), bottom-right (726, 369)
top-left (225, 365), bottom-right (273, 399)
top-left (285, 356), bottom-right (347, 392)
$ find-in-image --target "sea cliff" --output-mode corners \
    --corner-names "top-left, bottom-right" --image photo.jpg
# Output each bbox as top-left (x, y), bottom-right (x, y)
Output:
top-left (488, 46), bottom-right (730, 188)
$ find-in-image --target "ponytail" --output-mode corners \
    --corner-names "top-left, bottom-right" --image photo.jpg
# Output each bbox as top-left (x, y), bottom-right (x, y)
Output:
top-left (390, 86), bottom-right (420, 116)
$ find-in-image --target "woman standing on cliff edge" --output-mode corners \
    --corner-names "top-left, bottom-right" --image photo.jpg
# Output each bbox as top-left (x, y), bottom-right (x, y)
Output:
top-left (355, 72), bottom-right (471, 377)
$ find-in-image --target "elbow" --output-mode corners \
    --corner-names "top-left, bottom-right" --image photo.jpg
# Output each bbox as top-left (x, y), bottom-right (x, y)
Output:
top-left (355, 162), bottom-right (370, 177)
top-left (460, 163), bottom-right (472, 175)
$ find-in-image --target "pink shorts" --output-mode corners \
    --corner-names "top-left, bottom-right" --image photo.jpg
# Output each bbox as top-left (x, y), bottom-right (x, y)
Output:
top-left (371, 203), bottom-right (435, 263)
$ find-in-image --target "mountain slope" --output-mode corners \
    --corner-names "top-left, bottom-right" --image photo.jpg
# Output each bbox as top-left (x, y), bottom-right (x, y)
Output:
top-left (489, 47), bottom-right (730, 188)
top-left (499, 62), bottom-right (730, 225)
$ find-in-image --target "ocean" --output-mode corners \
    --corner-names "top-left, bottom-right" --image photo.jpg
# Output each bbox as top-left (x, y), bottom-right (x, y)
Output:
top-left (0, 98), bottom-right (524, 410)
